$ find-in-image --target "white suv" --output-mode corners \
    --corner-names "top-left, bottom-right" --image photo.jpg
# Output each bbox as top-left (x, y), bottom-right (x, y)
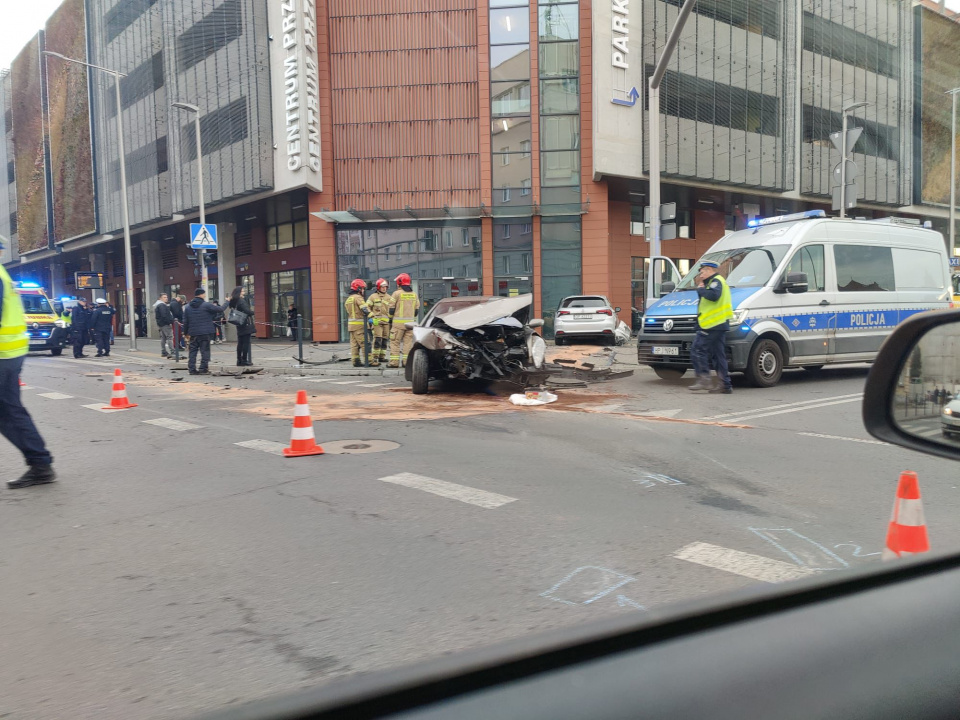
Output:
top-left (554, 295), bottom-right (620, 345)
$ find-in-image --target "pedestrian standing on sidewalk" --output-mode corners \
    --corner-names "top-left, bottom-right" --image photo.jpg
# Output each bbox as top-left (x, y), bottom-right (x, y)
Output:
top-left (228, 286), bottom-right (255, 366)
top-left (345, 279), bottom-right (370, 367)
top-left (154, 293), bottom-right (175, 358)
top-left (0, 256), bottom-right (56, 488)
top-left (689, 261), bottom-right (734, 395)
top-left (169, 294), bottom-right (185, 349)
top-left (91, 298), bottom-right (115, 357)
top-left (69, 297), bottom-right (91, 358)
top-left (388, 273), bottom-right (419, 368)
top-left (366, 278), bottom-right (391, 366)
top-left (287, 303), bottom-right (298, 341)
top-left (183, 288), bottom-right (221, 375)
top-left (213, 302), bottom-right (227, 344)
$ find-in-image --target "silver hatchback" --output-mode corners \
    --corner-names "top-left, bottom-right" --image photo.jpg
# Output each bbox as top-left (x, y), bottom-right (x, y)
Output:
top-left (942, 399), bottom-right (960, 438)
top-left (554, 295), bottom-right (620, 345)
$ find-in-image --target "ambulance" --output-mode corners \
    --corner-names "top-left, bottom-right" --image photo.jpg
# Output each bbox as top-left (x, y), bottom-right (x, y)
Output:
top-left (637, 211), bottom-right (953, 387)
top-left (15, 282), bottom-right (69, 355)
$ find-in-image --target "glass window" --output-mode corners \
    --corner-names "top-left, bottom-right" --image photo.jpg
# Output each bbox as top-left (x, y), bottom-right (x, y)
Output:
top-left (294, 220), bottom-right (308, 247)
top-left (521, 179), bottom-right (532, 196)
top-left (445, 230), bottom-right (453, 248)
top-left (834, 245), bottom-right (896, 292)
top-left (462, 228), bottom-right (472, 247)
top-left (542, 250), bottom-right (582, 275)
top-left (492, 81), bottom-right (531, 116)
top-left (277, 224), bottom-right (294, 250)
top-left (677, 245), bottom-right (790, 289)
top-left (541, 186), bottom-right (581, 207)
top-left (492, 116), bottom-right (532, 150)
top-left (491, 44), bottom-right (530, 82)
top-left (541, 115), bottom-right (579, 150)
top-left (784, 244), bottom-right (825, 292)
top-left (520, 140), bottom-right (531, 157)
top-left (541, 150), bottom-right (580, 186)
top-left (490, 8), bottom-right (529, 44)
top-left (542, 219), bottom-right (581, 250)
top-left (501, 152), bottom-right (511, 164)
top-left (541, 79), bottom-right (579, 114)
top-left (539, 42), bottom-right (579, 78)
top-left (892, 249), bottom-right (945, 290)
top-left (502, 255), bottom-right (511, 274)
top-left (491, 0), bottom-right (529, 6)
top-left (376, 228), bottom-right (417, 252)
top-left (541, 274), bottom-right (582, 334)
top-left (494, 221), bottom-right (533, 250)
top-left (493, 155), bottom-right (532, 200)
top-left (496, 276), bottom-right (533, 298)
top-left (539, 4), bottom-right (578, 42)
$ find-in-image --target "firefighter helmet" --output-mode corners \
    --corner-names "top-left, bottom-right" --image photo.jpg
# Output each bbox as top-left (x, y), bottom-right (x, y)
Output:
top-left (350, 278), bottom-right (367, 292)
top-left (395, 273), bottom-right (411, 286)
top-left (376, 278), bottom-right (388, 290)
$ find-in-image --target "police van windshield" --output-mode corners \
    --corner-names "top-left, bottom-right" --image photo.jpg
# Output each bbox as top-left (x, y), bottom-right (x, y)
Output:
top-left (676, 245), bottom-right (790, 290)
top-left (19, 295), bottom-right (53, 314)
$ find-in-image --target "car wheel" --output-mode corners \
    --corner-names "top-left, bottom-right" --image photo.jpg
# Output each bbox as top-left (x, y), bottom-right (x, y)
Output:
top-left (554, 336), bottom-right (565, 346)
top-left (653, 366), bottom-right (686, 382)
top-left (50, 348), bottom-right (63, 356)
top-left (745, 338), bottom-right (784, 387)
top-left (410, 349), bottom-right (430, 395)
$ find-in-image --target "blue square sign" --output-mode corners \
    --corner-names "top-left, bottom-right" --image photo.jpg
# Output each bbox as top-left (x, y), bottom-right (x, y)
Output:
top-left (190, 223), bottom-right (218, 249)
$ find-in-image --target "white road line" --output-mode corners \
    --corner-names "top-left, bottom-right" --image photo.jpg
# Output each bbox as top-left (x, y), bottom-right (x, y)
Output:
top-left (331, 380), bottom-right (362, 385)
top-left (705, 393), bottom-right (863, 420)
top-left (673, 541), bottom-right (817, 584)
top-left (19, 386), bottom-right (33, 390)
top-left (379, 473), bottom-right (518, 509)
top-left (37, 392), bottom-right (73, 400)
top-left (721, 397), bottom-right (863, 423)
top-left (81, 403), bottom-right (124, 413)
top-left (301, 378), bottom-right (341, 383)
top-left (918, 428), bottom-right (944, 438)
top-left (798, 432), bottom-right (888, 446)
top-left (357, 383), bottom-right (390, 388)
top-left (234, 439), bottom-right (288, 456)
top-left (639, 408), bottom-right (682, 418)
top-left (143, 418), bottom-right (204, 431)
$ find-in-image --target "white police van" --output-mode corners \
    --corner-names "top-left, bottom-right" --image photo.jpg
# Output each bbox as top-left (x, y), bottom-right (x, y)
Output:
top-left (637, 210), bottom-right (953, 387)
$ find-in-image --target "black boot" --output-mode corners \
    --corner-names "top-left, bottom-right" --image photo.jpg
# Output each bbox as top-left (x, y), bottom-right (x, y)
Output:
top-left (8, 464), bottom-right (56, 489)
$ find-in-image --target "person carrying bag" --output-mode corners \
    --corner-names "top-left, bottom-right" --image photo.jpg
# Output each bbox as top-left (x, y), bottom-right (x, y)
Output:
top-left (227, 286), bottom-right (255, 366)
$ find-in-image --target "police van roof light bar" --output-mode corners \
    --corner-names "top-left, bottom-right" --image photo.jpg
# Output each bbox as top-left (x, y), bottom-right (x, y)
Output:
top-left (746, 210), bottom-right (826, 229)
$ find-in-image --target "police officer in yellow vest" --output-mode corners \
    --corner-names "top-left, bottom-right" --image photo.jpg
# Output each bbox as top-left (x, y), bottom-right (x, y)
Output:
top-left (345, 279), bottom-right (370, 367)
top-left (387, 272), bottom-right (419, 368)
top-left (0, 258), bottom-right (56, 488)
top-left (690, 260), bottom-right (734, 394)
top-left (366, 278), bottom-right (391, 367)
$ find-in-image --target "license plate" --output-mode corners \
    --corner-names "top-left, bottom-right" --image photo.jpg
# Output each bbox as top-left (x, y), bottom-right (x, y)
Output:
top-left (652, 346), bottom-right (679, 356)
top-left (574, 314), bottom-right (591, 320)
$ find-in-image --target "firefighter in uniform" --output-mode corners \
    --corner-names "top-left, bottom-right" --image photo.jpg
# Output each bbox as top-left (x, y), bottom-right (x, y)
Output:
top-left (344, 279), bottom-right (370, 367)
top-left (366, 278), bottom-right (391, 367)
top-left (689, 260), bottom-right (734, 394)
top-left (387, 273), bottom-right (419, 368)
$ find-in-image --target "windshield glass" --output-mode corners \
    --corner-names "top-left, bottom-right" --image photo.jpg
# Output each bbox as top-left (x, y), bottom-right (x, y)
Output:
top-left (676, 245), bottom-right (790, 289)
top-left (19, 294), bottom-right (52, 314)
top-left (560, 297), bottom-right (607, 309)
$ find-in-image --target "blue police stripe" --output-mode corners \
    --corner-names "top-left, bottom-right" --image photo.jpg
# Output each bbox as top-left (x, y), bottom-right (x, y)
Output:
top-left (746, 307), bottom-right (940, 333)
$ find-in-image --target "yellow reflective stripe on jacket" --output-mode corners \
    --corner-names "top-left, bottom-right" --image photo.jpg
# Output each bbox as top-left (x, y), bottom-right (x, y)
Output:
top-left (345, 294), bottom-right (368, 326)
top-left (0, 265), bottom-right (28, 359)
top-left (391, 291), bottom-right (418, 322)
top-left (697, 274), bottom-right (734, 329)
top-left (366, 293), bottom-right (391, 319)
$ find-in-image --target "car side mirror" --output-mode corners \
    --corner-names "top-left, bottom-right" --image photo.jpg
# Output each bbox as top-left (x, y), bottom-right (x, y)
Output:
top-left (614, 307), bottom-right (621, 313)
top-left (528, 319), bottom-right (544, 328)
top-left (863, 308), bottom-right (960, 460)
top-left (660, 282), bottom-right (676, 295)
top-left (780, 272), bottom-right (808, 294)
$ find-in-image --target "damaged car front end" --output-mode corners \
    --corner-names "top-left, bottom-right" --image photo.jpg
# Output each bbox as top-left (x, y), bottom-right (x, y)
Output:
top-left (404, 294), bottom-right (549, 394)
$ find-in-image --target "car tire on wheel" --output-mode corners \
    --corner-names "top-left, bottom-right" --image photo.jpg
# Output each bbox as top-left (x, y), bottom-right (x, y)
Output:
top-left (554, 336), bottom-right (565, 346)
top-left (745, 338), bottom-right (783, 387)
top-left (653, 366), bottom-right (686, 382)
top-left (410, 348), bottom-right (430, 395)
top-left (50, 348), bottom-right (63, 356)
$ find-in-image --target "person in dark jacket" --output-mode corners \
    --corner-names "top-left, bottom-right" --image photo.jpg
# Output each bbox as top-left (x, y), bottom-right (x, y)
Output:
top-left (154, 293), bottom-right (175, 358)
top-left (228, 286), bottom-right (255, 366)
top-left (68, 298), bottom-right (91, 358)
top-left (182, 288), bottom-right (221, 375)
top-left (91, 298), bottom-right (116, 357)
top-left (287, 303), bottom-right (298, 341)
top-left (169, 294), bottom-right (185, 350)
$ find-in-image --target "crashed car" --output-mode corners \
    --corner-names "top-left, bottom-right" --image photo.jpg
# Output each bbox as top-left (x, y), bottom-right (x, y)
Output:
top-left (404, 294), bottom-right (548, 394)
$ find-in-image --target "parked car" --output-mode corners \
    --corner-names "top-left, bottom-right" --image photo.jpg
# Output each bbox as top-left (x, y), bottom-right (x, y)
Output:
top-left (554, 295), bottom-right (621, 345)
top-left (942, 399), bottom-right (960, 438)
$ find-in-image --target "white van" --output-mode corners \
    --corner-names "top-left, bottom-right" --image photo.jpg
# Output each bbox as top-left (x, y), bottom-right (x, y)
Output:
top-left (637, 211), bottom-right (953, 387)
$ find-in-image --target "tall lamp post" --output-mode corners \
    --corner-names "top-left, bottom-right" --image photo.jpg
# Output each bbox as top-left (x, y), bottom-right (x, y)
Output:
top-left (43, 50), bottom-right (136, 350)
top-left (171, 102), bottom-right (207, 293)
top-left (839, 101), bottom-right (869, 219)
top-left (947, 88), bottom-right (960, 257)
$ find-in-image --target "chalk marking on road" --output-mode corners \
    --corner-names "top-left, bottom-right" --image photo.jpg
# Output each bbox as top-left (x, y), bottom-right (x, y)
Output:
top-left (37, 392), bottom-right (73, 400)
top-left (235, 439), bottom-right (288, 456)
top-left (330, 380), bottom-right (363, 385)
top-left (748, 528), bottom-right (849, 570)
top-left (834, 543), bottom-right (882, 558)
top-left (673, 542), bottom-right (817, 583)
top-left (706, 393), bottom-right (863, 420)
top-left (379, 472), bottom-right (517, 509)
top-left (634, 472), bottom-right (685, 489)
top-left (721, 397), bottom-right (863, 423)
top-left (616, 594), bottom-right (646, 610)
top-left (143, 418), bottom-right (204, 431)
top-left (540, 566), bottom-right (636, 605)
top-left (357, 383), bottom-right (390, 388)
top-left (638, 408), bottom-right (682, 418)
top-left (301, 378), bottom-right (343, 383)
top-left (798, 432), bottom-right (888, 446)
top-left (81, 403), bottom-right (124, 413)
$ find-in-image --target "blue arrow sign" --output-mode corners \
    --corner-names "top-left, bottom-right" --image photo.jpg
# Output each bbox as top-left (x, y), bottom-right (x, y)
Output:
top-left (190, 223), bottom-right (218, 249)
top-left (612, 87), bottom-right (640, 107)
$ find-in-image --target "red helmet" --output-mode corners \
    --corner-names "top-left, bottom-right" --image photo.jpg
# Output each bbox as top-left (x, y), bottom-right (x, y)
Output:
top-left (376, 278), bottom-right (388, 290)
top-left (350, 278), bottom-right (367, 292)
top-left (395, 273), bottom-right (411, 286)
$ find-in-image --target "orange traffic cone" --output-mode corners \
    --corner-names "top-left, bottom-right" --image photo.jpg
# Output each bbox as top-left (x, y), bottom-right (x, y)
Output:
top-left (882, 471), bottom-right (930, 561)
top-left (283, 391), bottom-right (324, 457)
top-left (18, 376), bottom-right (25, 387)
top-left (102, 368), bottom-right (138, 410)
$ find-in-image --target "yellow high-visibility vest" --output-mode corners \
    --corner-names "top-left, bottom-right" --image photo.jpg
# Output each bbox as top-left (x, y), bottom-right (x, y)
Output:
top-left (390, 290), bottom-right (419, 323)
top-left (697, 274), bottom-right (734, 329)
top-left (0, 265), bottom-right (28, 359)
top-left (345, 294), bottom-right (368, 328)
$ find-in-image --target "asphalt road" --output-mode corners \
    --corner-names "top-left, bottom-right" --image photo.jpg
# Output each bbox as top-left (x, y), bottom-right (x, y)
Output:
top-left (3, 347), bottom-right (959, 719)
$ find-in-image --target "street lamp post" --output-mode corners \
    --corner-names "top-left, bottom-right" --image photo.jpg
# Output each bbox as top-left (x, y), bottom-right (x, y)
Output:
top-left (43, 50), bottom-right (136, 350)
top-left (947, 88), bottom-right (960, 257)
top-left (839, 101), bottom-right (869, 219)
top-left (171, 102), bottom-right (207, 294)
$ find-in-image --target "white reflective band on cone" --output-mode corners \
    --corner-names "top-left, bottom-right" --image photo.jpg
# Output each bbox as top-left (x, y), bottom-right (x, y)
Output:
top-left (290, 426), bottom-right (315, 441)
top-left (111, 389), bottom-right (126, 398)
top-left (892, 498), bottom-right (926, 526)
top-left (294, 405), bottom-right (311, 416)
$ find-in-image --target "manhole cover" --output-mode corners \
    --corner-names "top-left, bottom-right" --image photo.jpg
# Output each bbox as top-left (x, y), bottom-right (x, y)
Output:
top-left (321, 439), bottom-right (400, 455)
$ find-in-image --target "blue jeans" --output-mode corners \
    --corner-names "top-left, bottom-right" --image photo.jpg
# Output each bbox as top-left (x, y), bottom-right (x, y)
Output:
top-left (0, 356), bottom-right (52, 466)
top-left (691, 322), bottom-right (731, 389)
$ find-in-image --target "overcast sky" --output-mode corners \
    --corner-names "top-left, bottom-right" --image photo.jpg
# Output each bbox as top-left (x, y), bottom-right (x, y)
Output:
top-left (4, 0), bottom-right (960, 70)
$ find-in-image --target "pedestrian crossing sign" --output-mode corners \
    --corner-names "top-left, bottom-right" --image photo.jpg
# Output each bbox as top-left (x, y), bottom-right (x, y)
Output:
top-left (190, 223), bottom-right (218, 249)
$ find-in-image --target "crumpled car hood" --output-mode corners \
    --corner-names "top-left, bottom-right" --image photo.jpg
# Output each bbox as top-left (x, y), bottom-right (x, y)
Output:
top-left (435, 294), bottom-right (533, 330)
